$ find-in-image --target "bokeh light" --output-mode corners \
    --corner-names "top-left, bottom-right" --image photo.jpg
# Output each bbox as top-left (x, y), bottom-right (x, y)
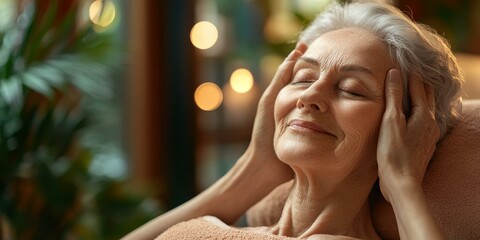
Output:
top-left (264, 12), bottom-right (301, 44)
top-left (194, 82), bottom-right (223, 111)
top-left (89, 0), bottom-right (116, 27)
top-left (190, 21), bottom-right (218, 50)
top-left (230, 68), bottom-right (254, 93)
top-left (295, 0), bottom-right (333, 18)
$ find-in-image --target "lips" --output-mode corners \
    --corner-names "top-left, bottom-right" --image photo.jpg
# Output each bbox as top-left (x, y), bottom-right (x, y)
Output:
top-left (288, 119), bottom-right (333, 135)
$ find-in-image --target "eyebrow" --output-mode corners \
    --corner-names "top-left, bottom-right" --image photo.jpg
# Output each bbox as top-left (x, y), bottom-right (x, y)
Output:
top-left (299, 56), bottom-right (320, 66)
top-left (339, 65), bottom-right (375, 77)
top-left (298, 56), bottom-right (374, 76)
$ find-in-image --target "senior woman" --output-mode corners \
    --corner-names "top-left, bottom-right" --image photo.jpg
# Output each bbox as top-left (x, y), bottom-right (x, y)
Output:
top-left (124, 1), bottom-right (462, 239)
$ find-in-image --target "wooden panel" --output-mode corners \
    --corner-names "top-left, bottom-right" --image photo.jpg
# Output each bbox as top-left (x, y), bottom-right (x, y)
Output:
top-left (127, 0), bottom-right (197, 208)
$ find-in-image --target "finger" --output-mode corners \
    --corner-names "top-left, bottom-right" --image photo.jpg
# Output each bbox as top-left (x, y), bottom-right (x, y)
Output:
top-left (285, 44), bottom-right (306, 62)
top-left (296, 42), bottom-right (308, 54)
top-left (267, 45), bottom-right (307, 93)
top-left (425, 83), bottom-right (436, 117)
top-left (408, 74), bottom-right (428, 110)
top-left (384, 69), bottom-right (404, 116)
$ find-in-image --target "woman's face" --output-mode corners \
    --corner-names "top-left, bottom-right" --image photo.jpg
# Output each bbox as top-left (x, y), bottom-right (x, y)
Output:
top-left (274, 27), bottom-right (395, 173)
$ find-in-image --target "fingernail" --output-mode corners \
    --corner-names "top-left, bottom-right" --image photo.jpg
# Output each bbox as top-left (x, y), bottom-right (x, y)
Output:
top-left (290, 50), bottom-right (300, 59)
top-left (388, 69), bottom-right (400, 84)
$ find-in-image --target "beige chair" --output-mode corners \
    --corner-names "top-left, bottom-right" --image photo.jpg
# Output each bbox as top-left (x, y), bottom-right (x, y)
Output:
top-left (246, 100), bottom-right (480, 240)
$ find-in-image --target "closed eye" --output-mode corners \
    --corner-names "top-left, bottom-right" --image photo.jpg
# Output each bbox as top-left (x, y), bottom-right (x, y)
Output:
top-left (291, 80), bottom-right (315, 85)
top-left (291, 69), bottom-right (318, 85)
top-left (338, 88), bottom-right (365, 98)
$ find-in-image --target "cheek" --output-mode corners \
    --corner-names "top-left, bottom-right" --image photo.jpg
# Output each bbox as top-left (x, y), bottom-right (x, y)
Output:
top-left (274, 88), bottom-right (297, 125)
top-left (273, 89), bottom-right (298, 146)
top-left (336, 102), bottom-right (384, 156)
top-left (343, 105), bottom-right (383, 133)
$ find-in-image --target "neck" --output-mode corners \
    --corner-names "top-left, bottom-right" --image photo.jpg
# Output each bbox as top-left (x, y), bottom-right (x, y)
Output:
top-left (271, 167), bottom-right (380, 239)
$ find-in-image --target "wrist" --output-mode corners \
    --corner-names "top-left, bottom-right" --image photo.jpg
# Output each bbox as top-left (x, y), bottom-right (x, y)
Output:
top-left (384, 178), bottom-right (444, 240)
top-left (204, 149), bottom-right (280, 223)
top-left (383, 174), bottom-right (422, 199)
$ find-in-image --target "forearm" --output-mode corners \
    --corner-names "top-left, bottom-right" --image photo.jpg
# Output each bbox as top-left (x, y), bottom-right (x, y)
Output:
top-left (122, 148), bottom-right (284, 239)
top-left (387, 179), bottom-right (444, 240)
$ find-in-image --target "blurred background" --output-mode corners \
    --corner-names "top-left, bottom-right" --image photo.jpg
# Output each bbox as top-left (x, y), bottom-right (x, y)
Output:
top-left (0, 0), bottom-right (478, 239)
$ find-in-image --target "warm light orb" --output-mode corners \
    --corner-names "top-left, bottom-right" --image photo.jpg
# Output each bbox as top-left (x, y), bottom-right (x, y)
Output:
top-left (230, 68), bottom-right (254, 93)
top-left (296, 0), bottom-right (333, 18)
top-left (194, 82), bottom-right (223, 111)
top-left (89, 0), bottom-right (116, 27)
top-left (264, 12), bottom-right (301, 43)
top-left (190, 21), bottom-right (218, 49)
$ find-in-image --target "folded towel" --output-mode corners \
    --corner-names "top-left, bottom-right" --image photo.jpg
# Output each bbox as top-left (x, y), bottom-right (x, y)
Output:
top-left (156, 217), bottom-right (296, 240)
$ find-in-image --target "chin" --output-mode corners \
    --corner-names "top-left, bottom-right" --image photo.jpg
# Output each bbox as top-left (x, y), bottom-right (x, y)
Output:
top-left (277, 131), bottom-right (334, 151)
top-left (275, 142), bottom-right (333, 167)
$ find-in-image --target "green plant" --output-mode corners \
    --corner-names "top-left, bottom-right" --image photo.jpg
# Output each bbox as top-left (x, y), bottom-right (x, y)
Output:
top-left (0, 0), bottom-right (161, 239)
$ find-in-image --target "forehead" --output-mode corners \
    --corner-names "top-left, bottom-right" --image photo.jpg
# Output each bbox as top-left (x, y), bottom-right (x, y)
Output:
top-left (304, 27), bottom-right (394, 76)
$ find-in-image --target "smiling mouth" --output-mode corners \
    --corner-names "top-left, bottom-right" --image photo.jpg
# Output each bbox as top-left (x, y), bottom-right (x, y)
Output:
top-left (288, 120), bottom-right (333, 135)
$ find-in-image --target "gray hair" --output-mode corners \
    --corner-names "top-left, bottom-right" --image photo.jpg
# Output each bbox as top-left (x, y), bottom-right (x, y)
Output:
top-left (298, 1), bottom-right (463, 138)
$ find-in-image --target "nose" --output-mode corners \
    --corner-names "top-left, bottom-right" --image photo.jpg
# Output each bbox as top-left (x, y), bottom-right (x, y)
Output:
top-left (296, 82), bottom-right (328, 112)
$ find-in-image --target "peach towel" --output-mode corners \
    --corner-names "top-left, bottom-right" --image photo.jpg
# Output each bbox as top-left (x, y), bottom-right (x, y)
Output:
top-left (156, 217), bottom-right (296, 240)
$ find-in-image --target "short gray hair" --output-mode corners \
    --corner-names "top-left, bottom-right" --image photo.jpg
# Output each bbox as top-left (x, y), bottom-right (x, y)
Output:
top-left (298, 1), bottom-right (463, 138)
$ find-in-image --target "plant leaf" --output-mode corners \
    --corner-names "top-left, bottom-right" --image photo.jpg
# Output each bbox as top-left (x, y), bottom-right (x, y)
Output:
top-left (0, 76), bottom-right (23, 106)
top-left (21, 71), bottom-right (53, 97)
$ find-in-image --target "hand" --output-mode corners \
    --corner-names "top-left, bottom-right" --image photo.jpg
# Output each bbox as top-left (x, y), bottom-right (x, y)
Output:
top-left (377, 69), bottom-right (440, 202)
top-left (241, 43), bottom-right (308, 186)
